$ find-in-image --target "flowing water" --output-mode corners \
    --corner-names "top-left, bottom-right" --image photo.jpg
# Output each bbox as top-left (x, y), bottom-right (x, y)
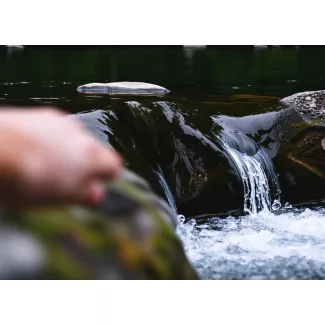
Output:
top-left (2, 46), bottom-right (325, 279)
top-left (177, 207), bottom-right (325, 280)
top-left (153, 165), bottom-right (178, 215)
top-left (146, 122), bottom-right (325, 279)
top-left (174, 136), bottom-right (325, 280)
top-left (218, 138), bottom-right (281, 214)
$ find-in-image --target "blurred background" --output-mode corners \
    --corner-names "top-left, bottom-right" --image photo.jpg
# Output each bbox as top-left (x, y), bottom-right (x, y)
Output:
top-left (1, 45), bottom-right (325, 112)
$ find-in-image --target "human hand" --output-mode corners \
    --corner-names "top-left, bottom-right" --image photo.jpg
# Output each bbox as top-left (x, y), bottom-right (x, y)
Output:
top-left (0, 107), bottom-right (123, 208)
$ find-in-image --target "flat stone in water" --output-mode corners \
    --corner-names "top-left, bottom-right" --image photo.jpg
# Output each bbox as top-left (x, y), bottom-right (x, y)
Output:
top-left (77, 81), bottom-right (170, 95)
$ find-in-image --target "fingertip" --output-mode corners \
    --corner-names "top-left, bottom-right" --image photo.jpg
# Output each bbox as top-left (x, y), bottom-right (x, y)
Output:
top-left (83, 181), bottom-right (106, 206)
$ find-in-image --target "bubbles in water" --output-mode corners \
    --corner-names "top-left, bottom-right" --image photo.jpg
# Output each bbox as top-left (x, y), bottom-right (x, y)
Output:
top-left (178, 214), bottom-right (185, 224)
top-left (177, 207), bottom-right (325, 279)
top-left (271, 200), bottom-right (281, 211)
top-left (285, 202), bottom-right (292, 209)
top-left (187, 219), bottom-right (196, 227)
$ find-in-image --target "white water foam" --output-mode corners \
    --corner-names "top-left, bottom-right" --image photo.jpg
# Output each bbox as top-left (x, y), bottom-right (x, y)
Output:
top-left (154, 128), bottom-right (325, 279)
top-left (175, 135), bottom-right (325, 279)
top-left (177, 207), bottom-right (325, 279)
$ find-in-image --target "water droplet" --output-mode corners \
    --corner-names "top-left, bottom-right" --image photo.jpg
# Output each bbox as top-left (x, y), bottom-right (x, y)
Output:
top-left (178, 215), bottom-right (185, 224)
top-left (284, 202), bottom-right (292, 209)
top-left (187, 219), bottom-right (196, 227)
top-left (272, 200), bottom-right (281, 211)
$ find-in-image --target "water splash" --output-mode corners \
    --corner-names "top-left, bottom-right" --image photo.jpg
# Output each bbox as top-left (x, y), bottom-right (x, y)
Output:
top-left (153, 165), bottom-right (178, 215)
top-left (174, 131), bottom-right (325, 279)
top-left (177, 207), bottom-right (325, 280)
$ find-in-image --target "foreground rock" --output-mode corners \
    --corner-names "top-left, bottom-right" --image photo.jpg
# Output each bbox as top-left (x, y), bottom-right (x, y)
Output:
top-left (0, 169), bottom-right (198, 280)
top-left (77, 81), bottom-right (170, 95)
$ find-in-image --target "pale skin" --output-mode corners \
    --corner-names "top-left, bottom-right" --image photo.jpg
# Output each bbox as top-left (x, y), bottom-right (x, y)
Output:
top-left (0, 107), bottom-right (123, 208)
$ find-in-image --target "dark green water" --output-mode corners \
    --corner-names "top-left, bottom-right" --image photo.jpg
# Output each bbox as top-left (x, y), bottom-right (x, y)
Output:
top-left (1, 46), bottom-right (325, 112)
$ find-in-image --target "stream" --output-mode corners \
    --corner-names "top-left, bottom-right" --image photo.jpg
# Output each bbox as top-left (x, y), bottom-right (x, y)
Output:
top-left (2, 45), bottom-right (325, 279)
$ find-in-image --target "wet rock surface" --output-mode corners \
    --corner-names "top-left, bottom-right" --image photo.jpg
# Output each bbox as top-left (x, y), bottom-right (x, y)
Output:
top-left (280, 90), bottom-right (325, 120)
top-left (72, 90), bottom-right (325, 216)
top-left (75, 101), bottom-right (242, 217)
top-left (77, 82), bottom-right (170, 95)
top-left (0, 169), bottom-right (198, 280)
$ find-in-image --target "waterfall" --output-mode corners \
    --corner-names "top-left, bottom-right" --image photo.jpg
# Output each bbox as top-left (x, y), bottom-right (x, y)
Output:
top-left (219, 137), bottom-right (281, 214)
top-left (153, 134), bottom-right (281, 216)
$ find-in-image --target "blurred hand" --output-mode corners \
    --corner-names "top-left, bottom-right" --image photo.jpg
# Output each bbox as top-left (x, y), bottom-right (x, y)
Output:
top-left (0, 107), bottom-right (123, 207)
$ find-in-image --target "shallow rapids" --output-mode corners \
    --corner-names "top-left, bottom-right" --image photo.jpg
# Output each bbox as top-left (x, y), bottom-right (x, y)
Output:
top-left (177, 206), bottom-right (325, 279)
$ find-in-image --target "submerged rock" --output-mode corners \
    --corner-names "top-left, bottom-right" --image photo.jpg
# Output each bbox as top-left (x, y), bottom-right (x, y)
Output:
top-left (77, 81), bottom-right (170, 95)
top-left (0, 169), bottom-right (198, 280)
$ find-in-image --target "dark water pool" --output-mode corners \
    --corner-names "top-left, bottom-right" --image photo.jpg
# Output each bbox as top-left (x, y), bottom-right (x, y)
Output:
top-left (1, 45), bottom-right (325, 111)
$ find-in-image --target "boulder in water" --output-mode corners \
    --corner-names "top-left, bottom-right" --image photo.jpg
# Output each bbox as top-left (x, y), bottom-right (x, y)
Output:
top-left (77, 82), bottom-right (170, 95)
top-left (280, 90), bottom-right (325, 120)
top-left (75, 101), bottom-right (244, 217)
top-left (266, 89), bottom-right (325, 204)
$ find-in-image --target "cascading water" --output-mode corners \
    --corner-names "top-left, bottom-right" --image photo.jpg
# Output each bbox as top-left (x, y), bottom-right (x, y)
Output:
top-left (218, 137), bottom-right (281, 214)
top-left (147, 109), bottom-right (325, 280)
top-left (174, 128), bottom-right (325, 280)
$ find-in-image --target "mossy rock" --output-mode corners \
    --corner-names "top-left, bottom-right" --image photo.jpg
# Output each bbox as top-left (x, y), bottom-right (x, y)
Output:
top-left (0, 170), bottom-right (198, 280)
top-left (276, 91), bottom-right (325, 177)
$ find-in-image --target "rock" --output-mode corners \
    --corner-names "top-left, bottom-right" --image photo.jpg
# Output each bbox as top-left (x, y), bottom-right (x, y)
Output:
top-left (285, 128), bottom-right (325, 179)
top-left (260, 90), bottom-right (325, 204)
top-left (76, 101), bottom-right (243, 217)
top-left (72, 90), bottom-right (325, 214)
top-left (0, 169), bottom-right (198, 280)
top-left (73, 93), bottom-right (325, 215)
top-left (77, 82), bottom-right (170, 95)
top-left (209, 91), bottom-right (325, 205)
top-left (279, 90), bottom-right (325, 121)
